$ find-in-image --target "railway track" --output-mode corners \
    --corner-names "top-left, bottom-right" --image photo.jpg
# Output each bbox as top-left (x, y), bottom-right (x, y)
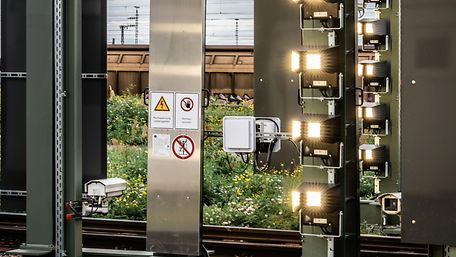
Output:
top-left (0, 213), bottom-right (428, 257)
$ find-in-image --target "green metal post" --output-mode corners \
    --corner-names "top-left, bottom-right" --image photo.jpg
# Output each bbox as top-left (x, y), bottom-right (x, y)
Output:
top-left (64, 1), bottom-right (83, 257)
top-left (26, 0), bottom-right (55, 248)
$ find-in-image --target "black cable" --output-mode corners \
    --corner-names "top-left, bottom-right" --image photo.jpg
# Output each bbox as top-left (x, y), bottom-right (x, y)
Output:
top-left (254, 138), bottom-right (278, 172)
top-left (226, 153), bottom-right (250, 173)
top-left (320, 89), bottom-right (329, 97)
top-left (288, 139), bottom-right (300, 155)
top-left (69, 202), bottom-right (82, 217)
top-left (358, 7), bottom-right (365, 19)
top-left (240, 153), bottom-right (250, 164)
top-left (321, 226), bottom-right (330, 235)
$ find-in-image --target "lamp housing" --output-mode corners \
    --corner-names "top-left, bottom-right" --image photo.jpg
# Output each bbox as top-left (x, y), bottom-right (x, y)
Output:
top-left (293, 182), bottom-right (342, 228)
top-left (359, 20), bottom-right (389, 51)
top-left (291, 47), bottom-right (341, 74)
top-left (359, 60), bottom-right (390, 90)
top-left (360, 102), bottom-right (388, 120)
top-left (359, 144), bottom-right (388, 174)
top-left (293, 115), bottom-right (341, 143)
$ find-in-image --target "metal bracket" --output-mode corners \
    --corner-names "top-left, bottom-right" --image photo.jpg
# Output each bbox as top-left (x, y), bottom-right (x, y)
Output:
top-left (82, 73), bottom-right (107, 79)
top-left (327, 238), bottom-right (335, 257)
top-left (300, 211), bottom-right (344, 238)
top-left (328, 32), bottom-right (336, 47)
top-left (300, 73), bottom-right (344, 101)
top-left (327, 169), bottom-right (336, 184)
top-left (300, 4), bottom-right (345, 31)
top-left (0, 190), bottom-right (27, 197)
top-left (0, 72), bottom-right (27, 78)
top-left (328, 101), bottom-right (336, 115)
top-left (256, 132), bottom-right (292, 141)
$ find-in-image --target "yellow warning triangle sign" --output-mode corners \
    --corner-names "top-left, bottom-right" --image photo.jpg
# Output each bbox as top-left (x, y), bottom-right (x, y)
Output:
top-left (154, 96), bottom-right (170, 112)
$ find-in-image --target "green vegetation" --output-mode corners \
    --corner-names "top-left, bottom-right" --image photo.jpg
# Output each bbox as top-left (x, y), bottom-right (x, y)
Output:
top-left (106, 94), bottom-right (374, 230)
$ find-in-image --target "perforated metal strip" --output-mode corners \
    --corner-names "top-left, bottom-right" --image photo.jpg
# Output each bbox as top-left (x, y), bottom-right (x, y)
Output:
top-left (54, 0), bottom-right (65, 256)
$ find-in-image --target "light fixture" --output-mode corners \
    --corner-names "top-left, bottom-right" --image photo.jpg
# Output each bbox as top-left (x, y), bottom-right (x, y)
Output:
top-left (365, 65), bottom-right (374, 76)
top-left (291, 51), bottom-right (301, 73)
top-left (293, 0), bottom-right (342, 30)
top-left (358, 61), bottom-right (388, 78)
top-left (292, 115), bottom-right (341, 143)
top-left (359, 19), bottom-right (389, 51)
top-left (292, 120), bottom-right (302, 140)
top-left (360, 102), bottom-right (387, 120)
top-left (359, 20), bottom-right (387, 35)
top-left (357, 64), bottom-right (364, 77)
top-left (365, 107), bottom-right (374, 119)
top-left (306, 54), bottom-right (322, 70)
top-left (306, 192), bottom-right (322, 207)
top-left (359, 144), bottom-right (388, 174)
top-left (359, 61), bottom-right (390, 93)
top-left (292, 191), bottom-right (302, 212)
top-left (291, 47), bottom-right (342, 97)
top-left (364, 23), bottom-right (374, 34)
top-left (293, 182), bottom-right (342, 231)
top-left (293, 182), bottom-right (341, 212)
top-left (291, 47), bottom-right (341, 74)
top-left (360, 103), bottom-right (389, 135)
top-left (307, 123), bottom-right (321, 138)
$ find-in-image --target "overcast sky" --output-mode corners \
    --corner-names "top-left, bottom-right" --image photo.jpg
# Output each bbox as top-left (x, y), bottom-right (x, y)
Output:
top-left (108, 0), bottom-right (254, 45)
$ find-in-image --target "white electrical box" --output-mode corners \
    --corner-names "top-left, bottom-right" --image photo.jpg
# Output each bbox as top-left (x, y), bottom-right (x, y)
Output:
top-left (223, 116), bottom-right (256, 153)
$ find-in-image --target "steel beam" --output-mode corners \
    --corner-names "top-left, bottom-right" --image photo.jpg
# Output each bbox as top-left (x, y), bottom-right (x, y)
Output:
top-left (64, 1), bottom-right (83, 257)
top-left (147, 0), bottom-right (205, 255)
top-left (25, 0), bottom-right (55, 248)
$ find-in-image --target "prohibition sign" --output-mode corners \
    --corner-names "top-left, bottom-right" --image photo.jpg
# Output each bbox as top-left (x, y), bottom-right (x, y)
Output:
top-left (172, 135), bottom-right (195, 160)
top-left (180, 97), bottom-right (194, 112)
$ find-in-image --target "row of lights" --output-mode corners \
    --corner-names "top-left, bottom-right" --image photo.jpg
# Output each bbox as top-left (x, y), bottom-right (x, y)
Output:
top-left (288, 0), bottom-right (345, 235)
top-left (288, 0), bottom-right (392, 235)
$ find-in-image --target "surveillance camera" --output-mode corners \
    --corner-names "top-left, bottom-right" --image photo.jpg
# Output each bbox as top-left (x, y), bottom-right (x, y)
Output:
top-left (84, 178), bottom-right (127, 198)
top-left (378, 193), bottom-right (401, 215)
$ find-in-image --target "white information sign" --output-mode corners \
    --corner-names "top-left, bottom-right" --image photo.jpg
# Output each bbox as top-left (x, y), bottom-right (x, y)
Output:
top-left (175, 93), bottom-right (200, 130)
top-left (150, 92), bottom-right (174, 129)
top-left (152, 134), bottom-right (171, 157)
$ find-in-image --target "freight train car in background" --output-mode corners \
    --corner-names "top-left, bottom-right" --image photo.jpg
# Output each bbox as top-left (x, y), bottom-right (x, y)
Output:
top-left (107, 45), bottom-right (254, 98)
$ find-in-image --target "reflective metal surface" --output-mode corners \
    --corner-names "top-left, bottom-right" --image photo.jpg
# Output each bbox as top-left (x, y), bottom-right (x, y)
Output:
top-left (147, 0), bottom-right (204, 255)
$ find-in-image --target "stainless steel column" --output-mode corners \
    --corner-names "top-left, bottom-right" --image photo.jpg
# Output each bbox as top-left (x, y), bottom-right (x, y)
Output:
top-left (147, 0), bottom-right (205, 255)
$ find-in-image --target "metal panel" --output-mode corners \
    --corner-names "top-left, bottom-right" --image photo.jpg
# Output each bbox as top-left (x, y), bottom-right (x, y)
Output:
top-left (82, 0), bottom-right (107, 183)
top-left (0, 0), bottom-right (27, 212)
top-left (401, 0), bottom-right (456, 245)
top-left (147, 0), bottom-right (204, 255)
top-left (0, 1), bottom-right (107, 214)
top-left (26, 0), bottom-right (55, 245)
top-left (254, 0), bottom-right (303, 169)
